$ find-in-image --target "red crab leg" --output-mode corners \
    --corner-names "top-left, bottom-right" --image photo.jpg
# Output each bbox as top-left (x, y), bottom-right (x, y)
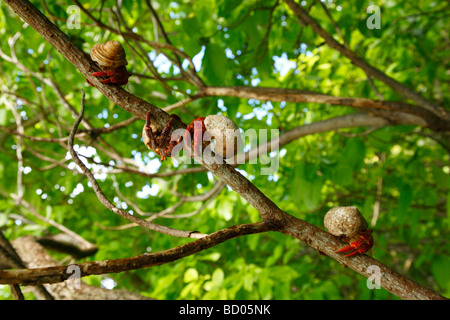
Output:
top-left (343, 250), bottom-right (361, 257)
top-left (184, 117), bottom-right (206, 157)
top-left (91, 70), bottom-right (118, 84)
top-left (335, 245), bottom-right (356, 254)
top-left (91, 70), bottom-right (116, 77)
top-left (159, 116), bottom-right (178, 147)
top-left (91, 66), bottom-right (131, 86)
top-left (194, 119), bottom-right (206, 156)
top-left (95, 74), bottom-right (129, 86)
top-left (159, 150), bottom-right (167, 161)
top-left (336, 241), bottom-right (372, 257)
top-left (335, 245), bottom-right (360, 257)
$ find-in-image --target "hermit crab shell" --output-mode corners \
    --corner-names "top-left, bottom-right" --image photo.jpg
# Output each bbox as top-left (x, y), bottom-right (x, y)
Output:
top-left (90, 41), bottom-right (128, 69)
top-left (204, 115), bottom-right (241, 159)
top-left (324, 206), bottom-right (368, 238)
top-left (142, 122), bottom-right (159, 150)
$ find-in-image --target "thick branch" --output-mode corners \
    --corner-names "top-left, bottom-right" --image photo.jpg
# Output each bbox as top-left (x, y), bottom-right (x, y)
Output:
top-left (1, 216), bottom-right (446, 300)
top-left (236, 112), bottom-right (426, 165)
top-left (0, 223), bottom-right (273, 286)
top-left (203, 86), bottom-right (449, 131)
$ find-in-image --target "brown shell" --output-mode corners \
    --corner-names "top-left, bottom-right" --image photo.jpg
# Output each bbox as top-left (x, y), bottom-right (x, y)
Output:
top-left (90, 41), bottom-right (127, 69)
top-left (204, 115), bottom-right (241, 159)
top-left (324, 206), bottom-right (368, 238)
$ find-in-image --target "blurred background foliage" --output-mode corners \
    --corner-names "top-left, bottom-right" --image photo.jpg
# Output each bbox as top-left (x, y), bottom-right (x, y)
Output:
top-left (0, 0), bottom-right (448, 300)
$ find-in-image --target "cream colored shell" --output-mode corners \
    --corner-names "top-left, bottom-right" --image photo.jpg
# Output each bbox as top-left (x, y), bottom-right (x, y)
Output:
top-left (90, 41), bottom-right (128, 69)
top-left (324, 206), bottom-right (368, 238)
top-left (204, 115), bottom-right (241, 159)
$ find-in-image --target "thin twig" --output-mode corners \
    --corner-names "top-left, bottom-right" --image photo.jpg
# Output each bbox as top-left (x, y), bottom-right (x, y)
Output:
top-left (283, 0), bottom-right (448, 120)
top-left (101, 180), bottom-right (225, 231)
top-left (0, 189), bottom-right (94, 252)
top-left (67, 90), bottom-right (207, 239)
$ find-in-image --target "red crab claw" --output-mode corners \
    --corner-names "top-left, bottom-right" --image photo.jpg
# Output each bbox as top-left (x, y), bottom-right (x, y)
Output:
top-left (87, 66), bottom-right (131, 87)
top-left (335, 230), bottom-right (374, 257)
top-left (184, 117), bottom-right (206, 157)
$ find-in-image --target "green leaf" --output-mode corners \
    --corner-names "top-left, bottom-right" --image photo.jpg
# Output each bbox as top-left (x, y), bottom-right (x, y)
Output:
top-left (0, 212), bottom-right (9, 227)
top-left (218, 0), bottom-right (243, 18)
top-left (432, 256), bottom-right (450, 293)
top-left (332, 163), bottom-right (353, 187)
top-left (211, 268), bottom-right (224, 287)
top-left (398, 183), bottom-right (413, 212)
top-left (446, 192), bottom-right (450, 228)
top-left (265, 244), bottom-right (283, 267)
top-left (184, 268), bottom-right (199, 283)
top-left (199, 252), bottom-right (221, 262)
top-left (257, 271), bottom-right (273, 300)
top-left (291, 162), bottom-right (323, 210)
top-left (0, 108), bottom-right (7, 126)
top-left (340, 138), bottom-right (366, 170)
top-left (217, 198), bottom-right (233, 221)
top-left (243, 273), bottom-right (254, 292)
top-left (202, 42), bottom-right (229, 86)
top-left (432, 165), bottom-right (449, 189)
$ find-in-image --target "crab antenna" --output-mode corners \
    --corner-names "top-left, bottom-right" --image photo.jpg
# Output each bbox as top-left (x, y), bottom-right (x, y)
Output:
top-left (374, 243), bottom-right (397, 262)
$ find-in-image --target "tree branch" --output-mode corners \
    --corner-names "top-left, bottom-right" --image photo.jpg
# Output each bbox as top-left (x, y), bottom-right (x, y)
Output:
top-left (203, 86), bottom-right (448, 132)
top-left (0, 222), bottom-right (273, 286)
top-left (11, 236), bottom-right (152, 299)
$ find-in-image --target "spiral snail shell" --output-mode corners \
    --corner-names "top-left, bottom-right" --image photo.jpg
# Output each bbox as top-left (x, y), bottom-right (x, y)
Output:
top-left (90, 41), bottom-right (128, 69)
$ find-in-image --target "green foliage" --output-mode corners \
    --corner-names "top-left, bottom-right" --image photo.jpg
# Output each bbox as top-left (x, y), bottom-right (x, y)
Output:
top-left (0, 0), bottom-right (449, 300)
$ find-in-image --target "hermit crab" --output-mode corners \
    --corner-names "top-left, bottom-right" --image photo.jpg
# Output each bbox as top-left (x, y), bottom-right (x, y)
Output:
top-left (88, 41), bottom-right (131, 86)
top-left (142, 113), bottom-right (241, 161)
top-left (142, 112), bottom-right (184, 161)
top-left (184, 115), bottom-right (241, 159)
top-left (324, 206), bottom-right (374, 257)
